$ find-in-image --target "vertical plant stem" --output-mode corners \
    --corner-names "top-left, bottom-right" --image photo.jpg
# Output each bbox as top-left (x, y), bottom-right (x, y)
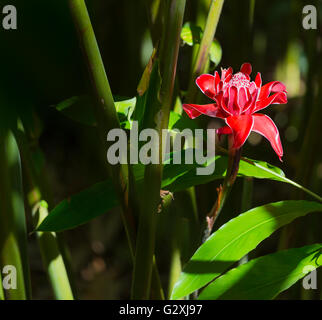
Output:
top-left (131, 0), bottom-right (186, 300)
top-left (205, 137), bottom-right (241, 237)
top-left (33, 202), bottom-right (74, 299)
top-left (146, 0), bottom-right (163, 46)
top-left (186, 0), bottom-right (225, 102)
top-left (69, 0), bottom-right (165, 299)
top-left (69, 0), bottom-right (136, 257)
top-left (0, 130), bottom-right (31, 300)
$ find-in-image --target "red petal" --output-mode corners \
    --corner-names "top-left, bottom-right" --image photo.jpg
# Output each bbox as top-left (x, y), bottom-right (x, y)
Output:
top-left (254, 91), bottom-right (287, 112)
top-left (227, 86), bottom-right (238, 114)
top-left (258, 81), bottom-right (286, 101)
top-left (240, 63), bottom-right (252, 75)
top-left (237, 87), bottom-right (248, 111)
top-left (255, 72), bottom-right (262, 88)
top-left (252, 114), bottom-right (283, 160)
top-left (182, 103), bottom-right (228, 119)
top-left (221, 67), bottom-right (233, 80)
top-left (216, 126), bottom-right (232, 141)
top-left (214, 71), bottom-right (221, 89)
top-left (242, 87), bottom-right (258, 114)
top-left (225, 114), bottom-right (254, 149)
top-left (196, 74), bottom-right (216, 100)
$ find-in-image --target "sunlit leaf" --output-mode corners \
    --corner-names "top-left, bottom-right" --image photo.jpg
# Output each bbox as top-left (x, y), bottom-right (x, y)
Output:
top-left (170, 200), bottom-right (322, 299)
top-left (199, 244), bottom-right (322, 300)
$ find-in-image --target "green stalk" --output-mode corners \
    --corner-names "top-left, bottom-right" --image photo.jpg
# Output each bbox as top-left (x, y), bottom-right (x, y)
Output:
top-left (69, 0), bottom-right (136, 257)
top-left (131, 0), bottom-right (186, 300)
top-left (33, 202), bottom-right (74, 299)
top-left (186, 0), bottom-right (225, 102)
top-left (69, 0), bottom-right (165, 299)
top-left (146, 0), bottom-right (163, 46)
top-left (205, 137), bottom-right (241, 237)
top-left (0, 130), bottom-right (31, 300)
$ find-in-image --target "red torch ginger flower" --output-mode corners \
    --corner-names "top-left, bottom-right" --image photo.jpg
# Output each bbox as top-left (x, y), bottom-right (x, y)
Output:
top-left (183, 63), bottom-right (287, 161)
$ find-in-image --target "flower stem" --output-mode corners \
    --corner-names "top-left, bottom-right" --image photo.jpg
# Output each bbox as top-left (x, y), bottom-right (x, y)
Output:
top-left (205, 137), bottom-right (241, 237)
top-left (186, 0), bottom-right (225, 102)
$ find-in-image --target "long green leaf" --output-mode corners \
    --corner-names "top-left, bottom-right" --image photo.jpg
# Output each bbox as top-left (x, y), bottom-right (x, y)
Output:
top-left (198, 244), bottom-right (322, 300)
top-left (161, 155), bottom-right (287, 192)
top-left (38, 154), bottom-right (321, 232)
top-left (37, 180), bottom-right (118, 232)
top-left (170, 200), bottom-right (322, 300)
top-left (0, 131), bottom-right (31, 299)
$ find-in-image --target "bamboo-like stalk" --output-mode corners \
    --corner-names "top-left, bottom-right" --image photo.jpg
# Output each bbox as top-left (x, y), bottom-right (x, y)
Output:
top-left (0, 130), bottom-right (31, 300)
top-left (131, 0), bottom-right (186, 300)
top-left (33, 202), bottom-right (74, 299)
top-left (146, 0), bottom-right (163, 46)
top-left (167, 241), bottom-right (181, 298)
top-left (186, 0), bottom-right (225, 102)
top-left (69, 0), bottom-right (136, 257)
top-left (69, 0), bottom-right (165, 299)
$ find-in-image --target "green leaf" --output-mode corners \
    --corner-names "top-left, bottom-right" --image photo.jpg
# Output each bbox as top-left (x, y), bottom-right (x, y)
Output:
top-left (181, 22), bottom-right (202, 46)
top-left (114, 97), bottom-right (136, 129)
top-left (168, 111), bottom-right (199, 131)
top-left (198, 244), bottom-right (322, 300)
top-left (161, 154), bottom-right (286, 192)
top-left (55, 95), bottom-right (97, 126)
top-left (180, 22), bottom-right (222, 66)
top-left (37, 180), bottom-right (119, 232)
top-left (170, 200), bottom-right (322, 300)
top-left (39, 150), bottom-right (321, 232)
top-left (209, 38), bottom-right (222, 66)
top-left (55, 95), bottom-right (136, 129)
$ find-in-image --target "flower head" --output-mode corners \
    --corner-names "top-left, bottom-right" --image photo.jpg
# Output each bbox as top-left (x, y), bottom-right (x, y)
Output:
top-left (183, 63), bottom-right (287, 161)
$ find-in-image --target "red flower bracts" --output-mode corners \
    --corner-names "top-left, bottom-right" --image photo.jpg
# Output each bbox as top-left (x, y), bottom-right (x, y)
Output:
top-left (183, 63), bottom-right (287, 161)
